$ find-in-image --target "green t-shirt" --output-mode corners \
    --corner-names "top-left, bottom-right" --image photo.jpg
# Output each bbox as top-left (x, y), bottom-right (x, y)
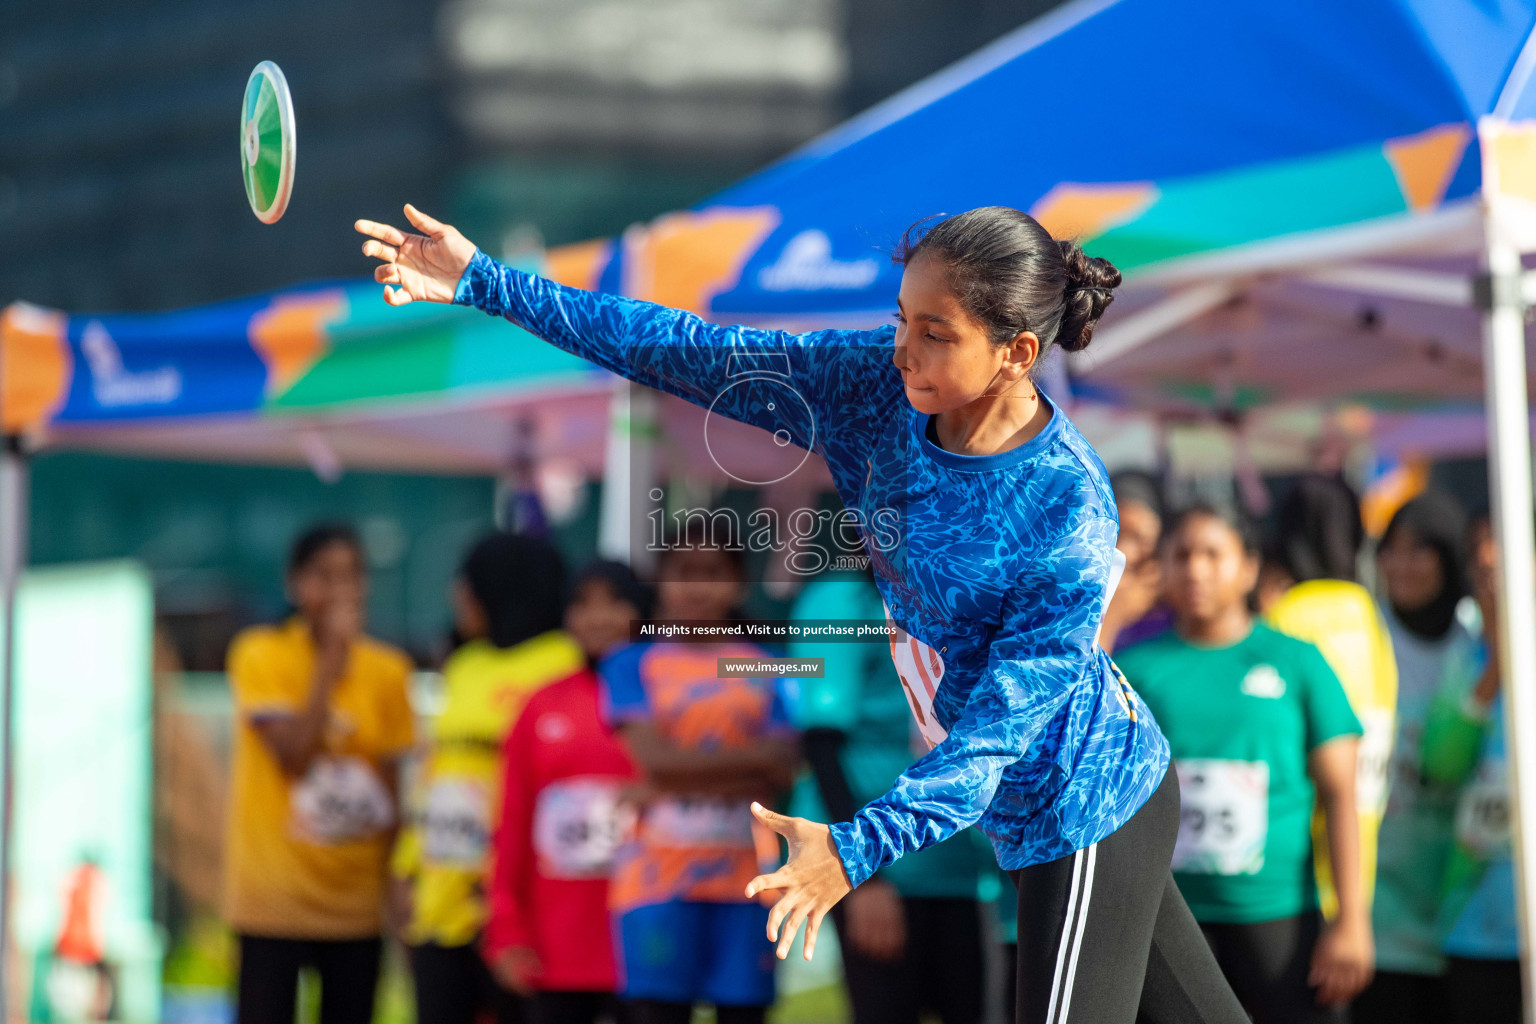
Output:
top-left (1116, 622), bottom-right (1362, 924)
top-left (785, 573), bottom-right (997, 901)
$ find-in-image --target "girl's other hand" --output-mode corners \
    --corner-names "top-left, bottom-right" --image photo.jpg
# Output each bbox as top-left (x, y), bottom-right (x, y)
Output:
top-left (743, 803), bottom-right (852, 961)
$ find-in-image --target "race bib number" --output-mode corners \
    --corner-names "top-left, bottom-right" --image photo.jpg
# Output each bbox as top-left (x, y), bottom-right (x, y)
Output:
top-left (1356, 709), bottom-right (1394, 816)
top-left (645, 797), bottom-right (755, 848)
top-left (1455, 767), bottom-right (1511, 856)
top-left (1172, 759), bottom-right (1269, 875)
top-left (422, 778), bottom-right (490, 867)
top-left (291, 756), bottom-right (394, 845)
top-left (533, 778), bottom-right (632, 879)
top-left (881, 598), bottom-right (948, 750)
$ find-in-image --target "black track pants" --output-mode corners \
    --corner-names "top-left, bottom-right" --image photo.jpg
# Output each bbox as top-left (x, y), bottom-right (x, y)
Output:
top-left (1008, 768), bottom-right (1248, 1024)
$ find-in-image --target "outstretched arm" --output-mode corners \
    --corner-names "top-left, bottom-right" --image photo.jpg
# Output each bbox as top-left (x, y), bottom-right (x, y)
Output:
top-left (356, 206), bottom-right (892, 442)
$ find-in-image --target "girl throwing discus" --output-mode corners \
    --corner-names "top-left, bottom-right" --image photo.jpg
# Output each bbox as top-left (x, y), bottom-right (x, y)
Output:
top-left (356, 204), bottom-right (1249, 1024)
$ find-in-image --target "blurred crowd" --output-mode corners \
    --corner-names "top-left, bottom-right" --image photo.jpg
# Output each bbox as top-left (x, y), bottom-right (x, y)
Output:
top-left (217, 473), bottom-right (1519, 1024)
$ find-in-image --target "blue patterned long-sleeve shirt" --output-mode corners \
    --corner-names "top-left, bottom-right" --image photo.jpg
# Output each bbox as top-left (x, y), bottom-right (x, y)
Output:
top-left (453, 250), bottom-right (1170, 884)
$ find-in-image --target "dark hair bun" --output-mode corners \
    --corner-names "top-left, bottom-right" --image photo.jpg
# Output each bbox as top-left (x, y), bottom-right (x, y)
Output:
top-left (1056, 241), bottom-right (1121, 353)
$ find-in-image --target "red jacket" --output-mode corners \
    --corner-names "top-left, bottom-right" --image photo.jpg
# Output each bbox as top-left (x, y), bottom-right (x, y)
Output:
top-left (483, 668), bottom-right (638, 992)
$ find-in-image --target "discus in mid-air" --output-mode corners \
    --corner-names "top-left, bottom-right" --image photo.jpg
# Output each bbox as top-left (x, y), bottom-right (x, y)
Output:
top-left (240, 60), bottom-right (296, 224)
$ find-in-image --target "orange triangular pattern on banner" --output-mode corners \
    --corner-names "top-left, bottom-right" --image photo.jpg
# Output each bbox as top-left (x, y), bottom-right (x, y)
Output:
top-left (546, 238), bottom-right (613, 291)
top-left (1384, 123), bottom-right (1472, 212)
top-left (627, 208), bottom-right (781, 314)
top-left (1030, 183), bottom-right (1157, 241)
top-left (249, 291), bottom-right (347, 397)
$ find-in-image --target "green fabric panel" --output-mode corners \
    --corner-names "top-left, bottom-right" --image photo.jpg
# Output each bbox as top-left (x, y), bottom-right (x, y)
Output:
top-left (1093, 145), bottom-right (1410, 271)
top-left (447, 315), bottom-right (596, 390)
top-left (270, 321), bottom-right (458, 408)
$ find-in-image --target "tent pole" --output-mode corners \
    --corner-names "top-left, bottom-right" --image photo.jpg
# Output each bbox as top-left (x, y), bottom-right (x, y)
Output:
top-left (597, 380), bottom-right (659, 574)
top-left (598, 378), bottom-right (633, 563)
top-left (1480, 227), bottom-right (1536, 1024)
top-left (0, 435), bottom-right (26, 1024)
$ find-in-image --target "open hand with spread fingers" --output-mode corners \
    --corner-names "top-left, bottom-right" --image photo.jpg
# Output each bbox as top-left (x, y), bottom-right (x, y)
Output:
top-left (743, 802), bottom-right (852, 962)
top-left (354, 204), bottom-right (479, 306)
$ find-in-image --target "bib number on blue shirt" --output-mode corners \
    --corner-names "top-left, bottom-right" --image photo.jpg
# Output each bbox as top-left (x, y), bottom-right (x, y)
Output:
top-left (1456, 766), bottom-right (1511, 857)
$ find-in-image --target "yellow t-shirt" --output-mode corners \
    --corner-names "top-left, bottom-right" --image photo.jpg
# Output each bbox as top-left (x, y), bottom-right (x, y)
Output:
top-left (222, 618), bottom-right (416, 939)
top-left (393, 630), bottom-right (585, 947)
top-left (1266, 579), bottom-right (1398, 918)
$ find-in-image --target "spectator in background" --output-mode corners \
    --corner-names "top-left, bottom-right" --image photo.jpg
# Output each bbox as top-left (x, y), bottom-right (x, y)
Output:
top-left (223, 524), bottom-right (415, 1024)
top-left (393, 533), bottom-right (584, 1024)
top-left (563, 560), bottom-right (654, 666)
top-left (1262, 475), bottom-right (1398, 928)
top-left (786, 566), bottom-right (997, 1024)
top-left (1100, 470), bottom-right (1168, 653)
top-left (484, 560), bottom-right (653, 1024)
top-left (599, 527), bottom-right (799, 1024)
top-left (1422, 511), bottom-right (1520, 1024)
top-left (1353, 492), bottom-right (1472, 1024)
top-left (1115, 504), bottom-right (1371, 1024)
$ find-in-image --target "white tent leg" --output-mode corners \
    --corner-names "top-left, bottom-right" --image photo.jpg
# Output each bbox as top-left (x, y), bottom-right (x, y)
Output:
top-left (1482, 233), bottom-right (1536, 1024)
top-left (598, 378), bottom-right (634, 563)
top-left (0, 438), bottom-right (26, 1024)
top-left (597, 380), bottom-right (658, 575)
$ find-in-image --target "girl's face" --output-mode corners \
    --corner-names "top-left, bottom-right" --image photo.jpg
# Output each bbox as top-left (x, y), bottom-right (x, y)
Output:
top-left (655, 547), bottom-right (745, 621)
top-left (1377, 525), bottom-right (1445, 612)
top-left (891, 255), bottom-right (1039, 416)
top-left (565, 578), bottom-right (641, 663)
top-left (289, 541), bottom-right (367, 622)
top-left (1162, 514), bottom-right (1258, 624)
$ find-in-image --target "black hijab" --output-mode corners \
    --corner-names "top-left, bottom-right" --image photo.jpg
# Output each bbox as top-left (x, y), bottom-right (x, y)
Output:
top-left (1381, 491), bottom-right (1467, 641)
top-left (462, 532), bottom-right (568, 649)
top-left (1275, 474), bottom-right (1365, 584)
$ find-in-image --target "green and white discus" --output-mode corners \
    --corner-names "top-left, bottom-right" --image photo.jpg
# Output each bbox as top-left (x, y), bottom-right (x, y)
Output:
top-left (240, 61), bottom-right (296, 224)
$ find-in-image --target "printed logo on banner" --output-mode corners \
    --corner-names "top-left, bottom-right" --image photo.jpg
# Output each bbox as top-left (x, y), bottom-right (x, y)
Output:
top-left (81, 320), bottom-right (182, 408)
top-left (756, 231), bottom-right (881, 292)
